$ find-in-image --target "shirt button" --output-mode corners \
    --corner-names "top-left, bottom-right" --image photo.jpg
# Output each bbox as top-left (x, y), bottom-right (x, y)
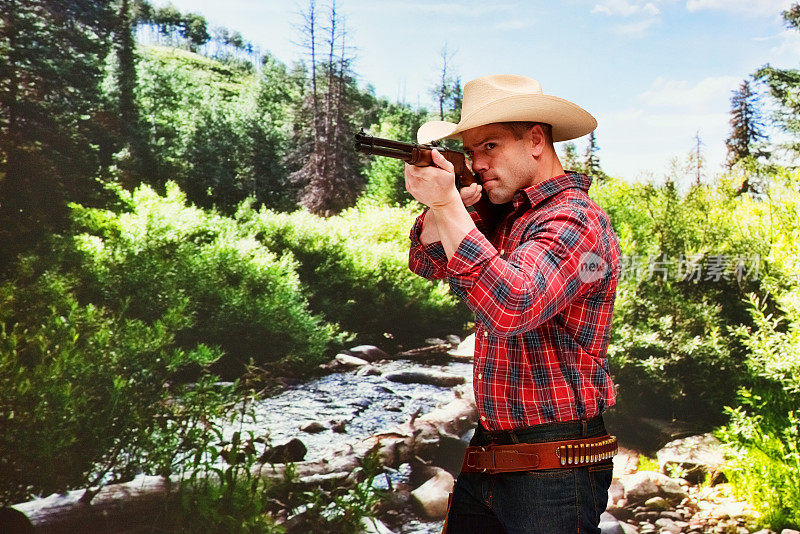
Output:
top-left (500, 249), bottom-right (505, 256)
top-left (477, 373), bottom-right (483, 380)
top-left (480, 415), bottom-right (487, 421)
top-left (483, 331), bottom-right (488, 338)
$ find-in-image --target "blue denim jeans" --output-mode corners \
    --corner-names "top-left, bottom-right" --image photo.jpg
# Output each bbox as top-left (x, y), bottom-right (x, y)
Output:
top-left (443, 416), bottom-right (613, 534)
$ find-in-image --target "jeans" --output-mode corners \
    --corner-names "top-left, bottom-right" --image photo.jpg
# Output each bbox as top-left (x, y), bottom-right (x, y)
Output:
top-left (443, 416), bottom-right (613, 534)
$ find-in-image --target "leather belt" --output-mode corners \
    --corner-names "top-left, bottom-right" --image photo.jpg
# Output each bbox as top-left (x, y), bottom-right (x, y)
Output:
top-left (460, 434), bottom-right (617, 474)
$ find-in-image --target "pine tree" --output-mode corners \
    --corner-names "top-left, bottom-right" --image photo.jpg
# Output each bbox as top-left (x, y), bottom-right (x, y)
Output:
top-left (0, 0), bottom-right (116, 267)
top-left (725, 79), bottom-right (767, 168)
top-left (560, 141), bottom-right (584, 174)
top-left (756, 3), bottom-right (800, 154)
top-left (584, 132), bottom-right (606, 179)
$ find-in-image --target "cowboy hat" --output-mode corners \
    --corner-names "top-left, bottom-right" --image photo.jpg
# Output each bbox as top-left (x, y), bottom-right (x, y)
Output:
top-left (417, 75), bottom-right (597, 144)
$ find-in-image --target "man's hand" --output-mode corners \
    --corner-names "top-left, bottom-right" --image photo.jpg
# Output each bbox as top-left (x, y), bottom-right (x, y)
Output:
top-left (404, 149), bottom-right (463, 209)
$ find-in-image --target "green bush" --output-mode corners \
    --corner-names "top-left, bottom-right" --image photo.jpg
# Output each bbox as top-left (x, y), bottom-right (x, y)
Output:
top-left (71, 183), bottom-right (336, 374)
top-left (0, 261), bottom-right (223, 504)
top-left (591, 176), bottom-right (758, 424)
top-left (236, 201), bottom-right (471, 348)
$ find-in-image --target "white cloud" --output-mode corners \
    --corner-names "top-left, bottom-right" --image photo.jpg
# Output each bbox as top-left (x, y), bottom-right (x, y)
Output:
top-left (592, 0), bottom-right (660, 17)
top-left (770, 28), bottom-right (800, 60)
top-left (638, 76), bottom-right (740, 114)
top-left (685, 0), bottom-right (794, 17)
top-left (614, 17), bottom-right (659, 37)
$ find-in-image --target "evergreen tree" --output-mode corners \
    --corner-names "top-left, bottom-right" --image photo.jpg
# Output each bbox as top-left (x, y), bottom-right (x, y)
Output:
top-left (584, 132), bottom-right (606, 179)
top-left (756, 3), bottom-right (800, 154)
top-left (725, 79), bottom-right (767, 168)
top-left (560, 141), bottom-right (584, 174)
top-left (0, 0), bottom-right (116, 267)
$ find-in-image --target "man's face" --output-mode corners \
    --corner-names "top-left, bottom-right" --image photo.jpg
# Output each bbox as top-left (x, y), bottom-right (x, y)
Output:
top-left (462, 123), bottom-right (537, 204)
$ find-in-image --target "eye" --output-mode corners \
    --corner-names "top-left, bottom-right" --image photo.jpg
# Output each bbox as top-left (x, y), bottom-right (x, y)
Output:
top-left (485, 142), bottom-right (496, 150)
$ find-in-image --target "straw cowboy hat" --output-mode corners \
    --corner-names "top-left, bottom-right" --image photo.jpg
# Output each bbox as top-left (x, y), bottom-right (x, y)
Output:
top-left (417, 74), bottom-right (597, 144)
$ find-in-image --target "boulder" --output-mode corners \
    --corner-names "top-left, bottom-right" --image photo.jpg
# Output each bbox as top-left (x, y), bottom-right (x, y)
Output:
top-left (608, 477), bottom-right (625, 505)
top-left (348, 345), bottom-right (389, 362)
top-left (259, 438), bottom-right (307, 463)
top-left (644, 496), bottom-right (670, 511)
top-left (447, 333), bottom-right (475, 360)
top-left (383, 370), bottom-right (465, 387)
top-left (656, 433), bottom-right (725, 484)
top-left (599, 511), bottom-right (623, 534)
top-left (300, 421), bottom-right (327, 433)
top-left (622, 471), bottom-right (662, 503)
top-left (335, 353), bottom-right (370, 367)
top-left (410, 468), bottom-right (454, 520)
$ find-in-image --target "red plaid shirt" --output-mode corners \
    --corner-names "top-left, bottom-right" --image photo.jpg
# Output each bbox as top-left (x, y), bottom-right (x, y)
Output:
top-left (409, 173), bottom-right (620, 431)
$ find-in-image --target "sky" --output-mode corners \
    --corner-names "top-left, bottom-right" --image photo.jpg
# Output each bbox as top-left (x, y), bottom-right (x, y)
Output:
top-left (153, 0), bottom-right (800, 183)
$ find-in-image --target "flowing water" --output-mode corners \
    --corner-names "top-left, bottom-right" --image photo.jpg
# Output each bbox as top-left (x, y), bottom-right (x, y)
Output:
top-left (225, 357), bottom-right (474, 533)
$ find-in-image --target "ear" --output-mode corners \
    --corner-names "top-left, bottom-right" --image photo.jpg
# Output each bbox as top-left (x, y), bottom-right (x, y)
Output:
top-left (529, 124), bottom-right (547, 157)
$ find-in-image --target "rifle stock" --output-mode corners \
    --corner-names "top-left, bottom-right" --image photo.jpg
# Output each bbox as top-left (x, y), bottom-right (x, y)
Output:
top-left (354, 130), bottom-right (499, 230)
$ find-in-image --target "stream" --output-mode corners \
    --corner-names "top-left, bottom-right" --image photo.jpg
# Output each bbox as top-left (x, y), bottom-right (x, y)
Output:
top-left (224, 356), bottom-right (474, 533)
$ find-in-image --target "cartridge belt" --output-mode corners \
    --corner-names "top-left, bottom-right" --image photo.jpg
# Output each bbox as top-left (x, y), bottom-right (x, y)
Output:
top-left (460, 434), bottom-right (617, 474)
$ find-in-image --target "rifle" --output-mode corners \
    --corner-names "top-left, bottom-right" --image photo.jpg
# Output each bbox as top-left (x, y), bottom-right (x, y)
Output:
top-left (354, 130), bottom-right (499, 229)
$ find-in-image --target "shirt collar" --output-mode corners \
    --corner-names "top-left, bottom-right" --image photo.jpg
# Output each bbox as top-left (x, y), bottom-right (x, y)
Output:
top-left (512, 172), bottom-right (593, 210)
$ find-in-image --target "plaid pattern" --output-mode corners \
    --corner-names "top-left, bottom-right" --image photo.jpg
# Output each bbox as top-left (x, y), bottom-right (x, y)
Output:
top-left (409, 173), bottom-right (620, 431)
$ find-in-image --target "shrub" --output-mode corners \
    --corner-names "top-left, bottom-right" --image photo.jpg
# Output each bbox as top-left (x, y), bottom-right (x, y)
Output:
top-left (236, 201), bottom-right (471, 347)
top-left (71, 183), bottom-right (336, 374)
top-left (0, 261), bottom-right (223, 504)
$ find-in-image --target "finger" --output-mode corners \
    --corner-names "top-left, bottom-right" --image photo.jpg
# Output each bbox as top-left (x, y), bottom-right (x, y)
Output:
top-left (431, 149), bottom-right (455, 173)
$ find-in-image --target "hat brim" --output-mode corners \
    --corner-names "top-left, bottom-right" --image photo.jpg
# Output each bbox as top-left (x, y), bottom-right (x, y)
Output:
top-left (417, 94), bottom-right (597, 144)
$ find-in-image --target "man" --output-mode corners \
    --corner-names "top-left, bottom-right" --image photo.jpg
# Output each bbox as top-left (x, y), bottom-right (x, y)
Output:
top-left (405, 74), bottom-right (621, 533)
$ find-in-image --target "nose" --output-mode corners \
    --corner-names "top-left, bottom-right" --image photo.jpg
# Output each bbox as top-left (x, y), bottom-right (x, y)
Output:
top-left (471, 155), bottom-right (488, 178)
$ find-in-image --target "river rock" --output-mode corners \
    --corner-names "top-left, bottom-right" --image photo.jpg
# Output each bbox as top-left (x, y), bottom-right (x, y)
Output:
top-left (383, 370), bottom-right (465, 387)
top-left (655, 517), bottom-right (682, 534)
top-left (300, 421), bottom-right (326, 433)
top-left (656, 433), bottom-right (725, 484)
top-left (644, 496), bottom-right (670, 511)
top-left (335, 353), bottom-right (370, 367)
top-left (446, 334), bottom-right (461, 345)
top-left (356, 365), bottom-right (381, 376)
top-left (410, 468), bottom-right (454, 520)
top-left (348, 345), bottom-right (389, 362)
top-left (447, 333), bottom-right (475, 360)
top-left (608, 477), bottom-right (625, 505)
top-left (599, 511), bottom-right (623, 534)
top-left (260, 438), bottom-right (307, 463)
top-left (622, 471), bottom-right (662, 503)
top-left (361, 516), bottom-right (396, 534)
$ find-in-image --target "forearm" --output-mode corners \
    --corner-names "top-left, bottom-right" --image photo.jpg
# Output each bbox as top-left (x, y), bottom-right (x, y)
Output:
top-left (431, 199), bottom-right (477, 260)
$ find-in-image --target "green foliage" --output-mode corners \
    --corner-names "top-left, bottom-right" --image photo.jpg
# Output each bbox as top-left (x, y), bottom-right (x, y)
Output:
top-left (0, 262), bottom-right (224, 504)
top-left (134, 47), bottom-right (294, 210)
top-left (236, 202), bottom-right (471, 347)
top-left (716, 171), bottom-right (800, 530)
top-left (361, 104), bottom-right (429, 207)
top-left (170, 396), bottom-right (285, 534)
top-left (591, 176), bottom-right (759, 423)
top-left (71, 183), bottom-right (335, 375)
